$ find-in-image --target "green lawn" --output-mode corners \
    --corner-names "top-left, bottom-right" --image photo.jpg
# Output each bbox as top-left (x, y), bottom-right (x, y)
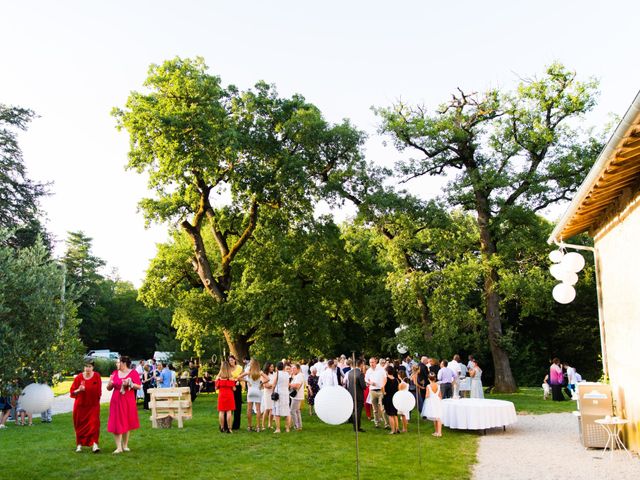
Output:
top-left (52, 377), bottom-right (74, 397)
top-left (0, 394), bottom-right (478, 480)
top-left (487, 387), bottom-right (577, 414)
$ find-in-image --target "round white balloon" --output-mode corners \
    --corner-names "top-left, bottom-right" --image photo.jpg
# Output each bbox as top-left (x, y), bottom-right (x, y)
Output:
top-left (19, 383), bottom-right (54, 414)
top-left (392, 390), bottom-right (416, 413)
top-left (562, 252), bottom-right (585, 273)
top-left (397, 343), bottom-right (408, 354)
top-left (552, 283), bottom-right (576, 304)
top-left (548, 250), bottom-right (564, 263)
top-left (314, 386), bottom-right (353, 425)
top-left (549, 263), bottom-right (569, 281)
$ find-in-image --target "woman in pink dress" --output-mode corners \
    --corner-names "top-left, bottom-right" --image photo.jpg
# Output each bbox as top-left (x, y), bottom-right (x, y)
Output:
top-left (106, 356), bottom-right (141, 454)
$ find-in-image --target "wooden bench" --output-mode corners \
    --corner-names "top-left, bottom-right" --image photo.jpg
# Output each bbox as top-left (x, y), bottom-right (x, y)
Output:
top-left (148, 387), bottom-right (192, 428)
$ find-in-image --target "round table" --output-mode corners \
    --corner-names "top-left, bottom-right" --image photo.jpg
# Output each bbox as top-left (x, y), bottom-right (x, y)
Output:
top-left (594, 417), bottom-right (631, 458)
top-left (441, 398), bottom-right (517, 430)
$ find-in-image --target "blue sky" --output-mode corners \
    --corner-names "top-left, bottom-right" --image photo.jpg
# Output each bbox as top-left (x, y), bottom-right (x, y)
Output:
top-left (2, 0), bottom-right (639, 285)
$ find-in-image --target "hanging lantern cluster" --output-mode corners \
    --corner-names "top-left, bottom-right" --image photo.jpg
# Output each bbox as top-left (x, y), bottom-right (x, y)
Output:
top-left (548, 249), bottom-right (585, 304)
top-left (394, 324), bottom-right (408, 354)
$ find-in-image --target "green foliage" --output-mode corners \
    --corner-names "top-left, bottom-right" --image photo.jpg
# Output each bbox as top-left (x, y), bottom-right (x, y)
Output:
top-left (0, 230), bottom-right (83, 393)
top-left (91, 358), bottom-right (117, 377)
top-left (0, 104), bottom-right (51, 250)
top-left (374, 63), bottom-right (602, 391)
top-left (62, 231), bottom-right (175, 358)
top-left (116, 57), bottom-right (371, 356)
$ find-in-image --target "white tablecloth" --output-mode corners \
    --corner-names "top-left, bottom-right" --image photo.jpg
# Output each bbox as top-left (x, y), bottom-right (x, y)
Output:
top-left (441, 398), bottom-right (517, 430)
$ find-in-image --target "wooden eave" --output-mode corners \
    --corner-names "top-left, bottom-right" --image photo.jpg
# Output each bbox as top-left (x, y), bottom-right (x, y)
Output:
top-left (549, 92), bottom-right (640, 242)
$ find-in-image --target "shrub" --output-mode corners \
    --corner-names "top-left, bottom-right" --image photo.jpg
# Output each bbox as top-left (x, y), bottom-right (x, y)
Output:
top-left (93, 358), bottom-right (117, 376)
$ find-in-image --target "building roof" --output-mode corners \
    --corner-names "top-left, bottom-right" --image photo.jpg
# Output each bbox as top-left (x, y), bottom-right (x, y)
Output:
top-left (548, 91), bottom-right (640, 243)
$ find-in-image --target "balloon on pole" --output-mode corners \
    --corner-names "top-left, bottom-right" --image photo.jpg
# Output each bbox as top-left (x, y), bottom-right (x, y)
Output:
top-left (19, 383), bottom-right (54, 414)
top-left (392, 390), bottom-right (416, 413)
top-left (314, 386), bottom-right (353, 425)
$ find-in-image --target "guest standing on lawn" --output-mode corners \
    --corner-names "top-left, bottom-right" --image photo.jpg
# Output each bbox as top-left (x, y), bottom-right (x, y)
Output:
top-left (272, 361), bottom-right (291, 433)
top-left (382, 365), bottom-right (399, 435)
top-left (306, 366), bottom-right (320, 416)
top-left (549, 357), bottom-right (565, 401)
top-left (422, 372), bottom-right (443, 437)
top-left (237, 359), bottom-right (269, 432)
top-left (469, 359), bottom-right (484, 399)
top-left (70, 360), bottom-right (102, 453)
top-left (106, 356), bottom-right (141, 454)
top-left (228, 355), bottom-right (244, 430)
top-left (215, 361), bottom-right (236, 433)
top-left (261, 362), bottom-right (275, 430)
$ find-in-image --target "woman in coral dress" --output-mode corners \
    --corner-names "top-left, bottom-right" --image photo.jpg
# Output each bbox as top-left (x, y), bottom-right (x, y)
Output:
top-left (215, 361), bottom-right (236, 433)
top-left (70, 360), bottom-right (102, 453)
top-left (106, 356), bottom-right (141, 454)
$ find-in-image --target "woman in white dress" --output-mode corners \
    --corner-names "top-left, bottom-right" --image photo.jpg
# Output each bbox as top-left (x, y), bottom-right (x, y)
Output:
top-left (469, 360), bottom-right (484, 399)
top-left (421, 373), bottom-right (443, 437)
top-left (237, 359), bottom-right (269, 432)
top-left (261, 362), bottom-right (276, 430)
top-left (271, 361), bottom-right (291, 433)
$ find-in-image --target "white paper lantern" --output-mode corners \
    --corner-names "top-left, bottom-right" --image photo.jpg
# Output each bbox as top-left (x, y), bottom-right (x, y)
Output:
top-left (392, 390), bottom-right (416, 413)
top-left (560, 271), bottom-right (579, 286)
top-left (562, 252), bottom-right (585, 273)
top-left (552, 283), bottom-right (576, 304)
top-left (314, 386), bottom-right (353, 425)
top-left (19, 383), bottom-right (54, 414)
top-left (548, 250), bottom-right (564, 263)
top-left (549, 263), bottom-right (569, 281)
top-left (397, 344), bottom-right (408, 354)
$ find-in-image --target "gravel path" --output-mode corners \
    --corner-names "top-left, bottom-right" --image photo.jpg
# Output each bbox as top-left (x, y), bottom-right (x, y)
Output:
top-left (473, 413), bottom-right (640, 480)
top-left (51, 380), bottom-right (113, 415)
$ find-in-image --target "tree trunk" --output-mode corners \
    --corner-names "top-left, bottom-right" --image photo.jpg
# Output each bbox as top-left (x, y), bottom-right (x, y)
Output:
top-left (222, 330), bottom-right (251, 360)
top-left (475, 188), bottom-right (517, 393)
top-left (484, 267), bottom-right (517, 392)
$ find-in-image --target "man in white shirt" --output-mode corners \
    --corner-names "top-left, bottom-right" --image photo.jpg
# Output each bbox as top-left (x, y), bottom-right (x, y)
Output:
top-left (364, 357), bottom-right (388, 429)
top-left (448, 354), bottom-right (462, 398)
top-left (318, 359), bottom-right (338, 389)
top-left (313, 358), bottom-right (326, 376)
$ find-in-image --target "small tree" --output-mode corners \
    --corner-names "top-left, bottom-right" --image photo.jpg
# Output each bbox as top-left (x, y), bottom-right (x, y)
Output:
top-left (0, 230), bottom-right (83, 392)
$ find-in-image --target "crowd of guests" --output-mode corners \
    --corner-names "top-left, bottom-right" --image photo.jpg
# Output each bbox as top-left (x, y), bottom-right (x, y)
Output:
top-left (206, 353), bottom-right (486, 437)
top-left (0, 351), bottom-right (491, 450)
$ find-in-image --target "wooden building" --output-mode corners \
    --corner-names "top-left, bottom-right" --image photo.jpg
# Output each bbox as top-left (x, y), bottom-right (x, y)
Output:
top-left (548, 91), bottom-right (640, 453)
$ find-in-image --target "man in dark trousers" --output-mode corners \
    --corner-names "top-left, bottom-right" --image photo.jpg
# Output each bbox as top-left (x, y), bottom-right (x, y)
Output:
top-left (417, 356), bottom-right (430, 412)
top-left (188, 360), bottom-right (199, 403)
top-left (347, 358), bottom-right (367, 432)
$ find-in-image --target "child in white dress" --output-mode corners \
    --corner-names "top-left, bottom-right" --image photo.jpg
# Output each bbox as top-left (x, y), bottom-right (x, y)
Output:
top-left (421, 373), bottom-right (443, 437)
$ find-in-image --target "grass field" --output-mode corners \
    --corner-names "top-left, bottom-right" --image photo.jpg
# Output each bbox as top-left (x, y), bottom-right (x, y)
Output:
top-left (0, 393), bottom-right (478, 480)
top-left (487, 386), bottom-right (577, 414)
top-left (52, 377), bottom-right (74, 397)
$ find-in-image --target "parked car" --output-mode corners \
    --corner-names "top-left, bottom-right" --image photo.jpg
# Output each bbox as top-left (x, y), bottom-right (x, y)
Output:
top-left (86, 350), bottom-right (120, 361)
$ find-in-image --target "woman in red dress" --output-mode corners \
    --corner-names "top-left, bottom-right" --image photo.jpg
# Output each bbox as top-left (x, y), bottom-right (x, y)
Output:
top-left (70, 360), bottom-right (102, 453)
top-left (106, 356), bottom-right (141, 454)
top-left (215, 361), bottom-right (236, 433)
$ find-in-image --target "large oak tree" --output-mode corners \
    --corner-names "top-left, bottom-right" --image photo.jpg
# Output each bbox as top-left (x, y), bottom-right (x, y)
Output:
top-left (114, 58), bottom-right (368, 358)
top-left (375, 63), bottom-right (602, 391)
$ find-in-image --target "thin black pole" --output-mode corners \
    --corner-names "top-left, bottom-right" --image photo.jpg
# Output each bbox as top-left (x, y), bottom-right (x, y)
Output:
top-left (352, 352), bottom-right (360, 480)
top-left (415, 381), bottom-right (422, 467)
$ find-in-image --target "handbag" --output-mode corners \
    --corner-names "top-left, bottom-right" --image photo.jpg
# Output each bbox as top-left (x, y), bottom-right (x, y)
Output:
top-left (289, 388), bottom-right (298, 398)
top-left (271, 371), bottom-right (280, 401)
